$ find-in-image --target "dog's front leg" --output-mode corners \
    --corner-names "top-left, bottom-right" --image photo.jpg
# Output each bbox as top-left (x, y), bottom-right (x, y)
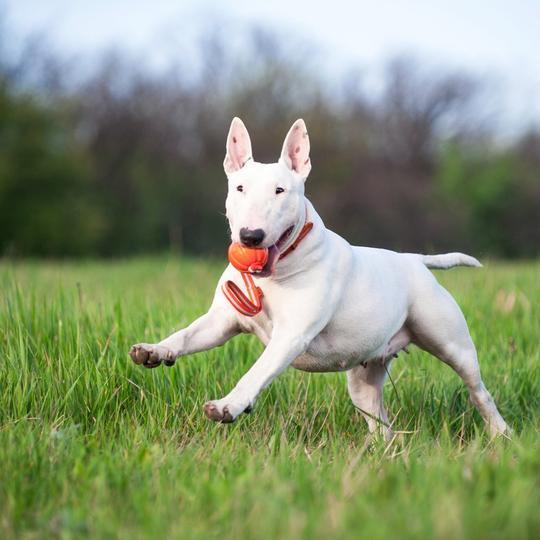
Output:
top-left (130, 305), bottom-right (239, 369)
top-left (203, 330), bottom-right (312, 423)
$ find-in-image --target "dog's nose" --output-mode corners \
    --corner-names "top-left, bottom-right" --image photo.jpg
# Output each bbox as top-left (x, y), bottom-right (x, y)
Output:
top-left (239, 228), bottom-right (265, 247)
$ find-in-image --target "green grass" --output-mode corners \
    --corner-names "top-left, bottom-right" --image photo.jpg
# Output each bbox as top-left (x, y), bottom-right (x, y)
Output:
top-left (0, 256), bottom-right (539, 539)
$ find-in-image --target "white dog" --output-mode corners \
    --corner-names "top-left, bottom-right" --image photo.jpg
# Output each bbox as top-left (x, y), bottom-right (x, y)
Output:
top-left (130, 117), bottom-right (509, 438)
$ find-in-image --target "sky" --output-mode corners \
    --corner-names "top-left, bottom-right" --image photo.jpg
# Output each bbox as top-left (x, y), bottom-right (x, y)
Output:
top-left (3, 0), bottom-right (540, 135)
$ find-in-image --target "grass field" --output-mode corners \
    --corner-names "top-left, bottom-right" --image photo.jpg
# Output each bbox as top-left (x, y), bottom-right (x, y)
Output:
top-left (0, 257), bottom-right (539, 539)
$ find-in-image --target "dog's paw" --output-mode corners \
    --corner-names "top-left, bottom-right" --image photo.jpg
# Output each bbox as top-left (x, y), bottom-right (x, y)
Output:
top-left (203, 399), bottom-right (249, 423)
top-left (203, 401), bottom-right (235, 423)
top-left (129, 343), bottom-right (176, 369)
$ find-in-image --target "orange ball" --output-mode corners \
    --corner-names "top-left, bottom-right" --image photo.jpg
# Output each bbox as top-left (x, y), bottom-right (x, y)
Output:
top-left (228, 243), bottom-right (269, 273)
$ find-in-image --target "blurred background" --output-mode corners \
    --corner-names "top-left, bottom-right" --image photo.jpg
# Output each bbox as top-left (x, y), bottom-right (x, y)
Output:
top-left (1, 0), bottom-right (539, 259)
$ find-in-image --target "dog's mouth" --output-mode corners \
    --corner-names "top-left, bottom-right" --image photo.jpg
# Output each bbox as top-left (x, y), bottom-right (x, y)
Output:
top-left (253, 225), bottom-right (294, 278)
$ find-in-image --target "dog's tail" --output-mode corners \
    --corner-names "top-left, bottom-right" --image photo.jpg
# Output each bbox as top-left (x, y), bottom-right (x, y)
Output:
top-left (419, 252), bottom-right (482, 270)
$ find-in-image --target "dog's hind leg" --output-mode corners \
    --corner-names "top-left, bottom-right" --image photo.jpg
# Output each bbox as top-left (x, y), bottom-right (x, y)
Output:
top-left (347, 361), bottom-right (394, 441)
top-left (409, 282), bottom-right (509, 437)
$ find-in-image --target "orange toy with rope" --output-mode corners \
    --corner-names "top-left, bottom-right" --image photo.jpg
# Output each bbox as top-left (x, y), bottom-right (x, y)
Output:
top-left (222, 219), bottom-right (313, 316)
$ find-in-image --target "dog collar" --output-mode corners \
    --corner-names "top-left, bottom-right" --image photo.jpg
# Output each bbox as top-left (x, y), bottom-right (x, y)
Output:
top-left (278, 206), bottom-right (313, 260)
top-left (222, 207), bottom-right (313, 317)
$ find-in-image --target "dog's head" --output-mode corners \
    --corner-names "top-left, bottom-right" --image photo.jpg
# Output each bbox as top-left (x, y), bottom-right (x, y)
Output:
top-left (224, 118), bottom-right (311, 257)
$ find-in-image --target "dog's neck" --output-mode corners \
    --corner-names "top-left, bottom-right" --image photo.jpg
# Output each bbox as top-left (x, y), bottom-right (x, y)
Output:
top-left (277, 202), bottom-right (313, 259)
top-left (278, 205), bottom-right (309, 255)
top-left (270, 198), bottom-right (326, 281)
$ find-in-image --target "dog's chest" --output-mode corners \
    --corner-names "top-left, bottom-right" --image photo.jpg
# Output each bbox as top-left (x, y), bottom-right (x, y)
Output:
top-left (238, 314), bottom-right (273, 345)
top-left (239, 310), bottom-right (387, 373)
top-left (293, 324), bottom-right (384, 372)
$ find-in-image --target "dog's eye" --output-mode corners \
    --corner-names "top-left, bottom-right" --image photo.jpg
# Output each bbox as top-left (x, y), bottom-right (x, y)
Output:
top-left (275, 187), bottom-right (285, 195)
top-left (236, 185), bottom-right (243, 192)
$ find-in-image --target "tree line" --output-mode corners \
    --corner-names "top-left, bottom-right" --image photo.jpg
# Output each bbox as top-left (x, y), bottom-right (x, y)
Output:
top-left (1, 24), bottom-right (539, 258)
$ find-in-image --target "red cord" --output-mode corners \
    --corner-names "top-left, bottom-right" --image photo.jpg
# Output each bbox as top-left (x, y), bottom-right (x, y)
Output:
top-left (222, 272), bottom-right (263, 316)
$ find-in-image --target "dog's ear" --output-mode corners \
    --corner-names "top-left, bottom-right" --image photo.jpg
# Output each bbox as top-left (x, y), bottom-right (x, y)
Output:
top-left (224, 117), bottom-right (253, 174)
top-left (279, 119), bottom-right (311, 180)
